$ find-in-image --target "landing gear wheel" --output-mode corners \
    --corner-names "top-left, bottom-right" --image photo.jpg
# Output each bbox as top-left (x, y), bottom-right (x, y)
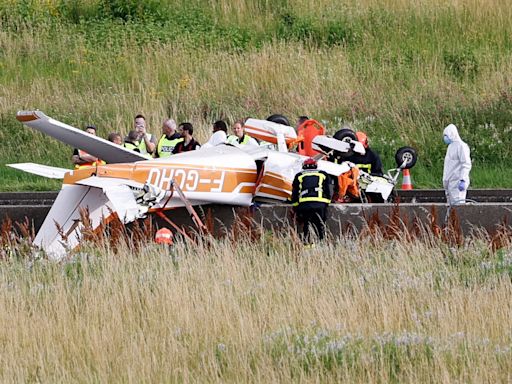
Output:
top-left (395, 146), bottom-right (417, 169)
top-left (266, 114), bottom-right (290, 126)
top-left (331, 128), bottom-right (357, 162)
top-left (333, 128), bottom-right (357, 143)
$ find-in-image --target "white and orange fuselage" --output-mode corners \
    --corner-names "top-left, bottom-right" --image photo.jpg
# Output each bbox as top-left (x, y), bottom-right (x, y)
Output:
top-left (64, 146), bottom-right (264, 209)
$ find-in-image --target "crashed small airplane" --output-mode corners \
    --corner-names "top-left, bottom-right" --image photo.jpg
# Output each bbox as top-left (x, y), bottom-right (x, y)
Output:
top-left (10, 111), bottom-right (414, 259)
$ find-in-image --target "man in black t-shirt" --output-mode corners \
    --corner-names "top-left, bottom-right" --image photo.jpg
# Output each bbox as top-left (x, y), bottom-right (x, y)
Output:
top-left (172, 123), bottom-right (200, 154)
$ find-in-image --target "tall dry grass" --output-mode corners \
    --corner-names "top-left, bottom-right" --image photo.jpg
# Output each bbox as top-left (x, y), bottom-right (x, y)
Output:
top-left (0, 232), bottom-right (511, 382)
top-left (3, 39), bottom-right (512, 150)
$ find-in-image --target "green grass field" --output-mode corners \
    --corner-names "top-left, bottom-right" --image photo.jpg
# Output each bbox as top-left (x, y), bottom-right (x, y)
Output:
top-left (1, 231), bottom-right (511, 382)
top-left (1, 0), bottom-right (512, 191)
top-left (1, 3), bottom-right (512, 381)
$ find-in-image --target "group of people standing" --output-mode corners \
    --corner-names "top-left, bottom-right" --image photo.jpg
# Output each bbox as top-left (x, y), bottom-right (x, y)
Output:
top-left (72, 114), bottom-right (259, 168)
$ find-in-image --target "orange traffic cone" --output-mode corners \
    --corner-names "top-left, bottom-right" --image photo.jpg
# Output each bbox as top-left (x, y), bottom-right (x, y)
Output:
top-left (155, 227), bottom-right (173, 245)
top-left (401, 168), bottom-right (413, 190)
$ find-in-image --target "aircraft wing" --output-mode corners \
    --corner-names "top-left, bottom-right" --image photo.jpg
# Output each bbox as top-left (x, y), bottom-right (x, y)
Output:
top-left (16, 110), bottom-right (147, 164)
top-left (76, 175), bottom-right (144, 191)
top-left (7, 162), bottom-right (69, 179)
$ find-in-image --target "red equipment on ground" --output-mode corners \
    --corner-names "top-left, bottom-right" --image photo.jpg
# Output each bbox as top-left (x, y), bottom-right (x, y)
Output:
top-left (155, 227), bottom-right (173, 245)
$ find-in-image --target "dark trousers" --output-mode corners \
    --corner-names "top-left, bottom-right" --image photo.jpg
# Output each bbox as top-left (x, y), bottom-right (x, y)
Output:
top-left (295, 204), bottom-right (328, 243)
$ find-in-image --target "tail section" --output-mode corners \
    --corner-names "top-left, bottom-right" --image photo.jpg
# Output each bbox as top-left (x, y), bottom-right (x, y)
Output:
top-left (243, 118), bottom-right (298, 152)
top-left (34, 177), bottom-right (166, 260)
top-left (7, 163), bottom-right (69, 179)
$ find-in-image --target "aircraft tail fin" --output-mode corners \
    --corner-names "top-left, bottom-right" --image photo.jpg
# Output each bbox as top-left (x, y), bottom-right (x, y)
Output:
top-left (243, 118), bottom-right (298, 152)
top-left (7, 163), bottom-right (69, 179)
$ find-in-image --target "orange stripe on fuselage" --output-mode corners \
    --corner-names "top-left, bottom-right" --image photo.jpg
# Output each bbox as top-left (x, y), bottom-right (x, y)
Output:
top-left (259, 172), bottom-right (292, 192)
top-left (243, 125), bottom-right (297, 145)
top-left (64, 162), bottom-right (258, 194)
top-left (239, 185), bottom-right (256, 194)
top-left (256, 185), bottom-right (290, 199)
top-left (265, 171), bottom-right (293, 183)
top-left (63, 167), bottom-right (97, 184)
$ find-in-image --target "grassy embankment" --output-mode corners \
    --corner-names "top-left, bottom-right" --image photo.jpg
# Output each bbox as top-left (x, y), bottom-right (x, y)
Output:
top-left (1, 3), bottom-right (512, 381)
top-left (0, 231), bottom-right (511, 382)
top-left (1, 0), bottom-right (512, 191)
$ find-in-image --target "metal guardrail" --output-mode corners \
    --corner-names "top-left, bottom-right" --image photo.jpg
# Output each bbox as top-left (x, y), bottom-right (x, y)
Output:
top-left (0, 192), bottom-right (58, 206)
top-left (1, 190), bottom-right (512, 205)
top-left (396, 189), bottom-right (512, 203)
top-left (1, 193), bottom-right (512, 236)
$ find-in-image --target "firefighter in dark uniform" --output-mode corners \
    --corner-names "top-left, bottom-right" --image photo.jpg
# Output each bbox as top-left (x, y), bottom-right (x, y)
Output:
top-left (345, 132), bottom-right (383, 176)
top-left (290, 157), bottom-right (338, 243)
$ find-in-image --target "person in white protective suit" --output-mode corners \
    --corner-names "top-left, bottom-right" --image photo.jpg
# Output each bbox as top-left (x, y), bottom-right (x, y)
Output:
top-left (442, 124), bottom-right (472, 205)
top-left (202, 120), bottom-right (227, 148)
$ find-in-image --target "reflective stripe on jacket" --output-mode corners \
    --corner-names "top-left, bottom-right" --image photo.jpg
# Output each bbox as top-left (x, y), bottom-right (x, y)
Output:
top-left (344, 148), bottom-right (383, 176)
top-left (290, 170), bottom-right (333, 206)
top-left (123, 141), bottom-right (139, 151)
top-left (355, 163), bottom-right (372, 173)
top-left (157, 134), bottom-right (183, 158)
top-left (227, 134), bottom-right (251, 145)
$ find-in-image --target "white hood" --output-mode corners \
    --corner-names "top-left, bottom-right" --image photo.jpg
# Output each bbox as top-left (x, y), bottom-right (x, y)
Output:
top-left (443, 123), bottom-right (462, 142)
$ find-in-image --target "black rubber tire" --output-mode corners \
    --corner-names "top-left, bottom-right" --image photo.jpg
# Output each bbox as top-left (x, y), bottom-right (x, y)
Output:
top-left (395, 146), bottom-right (417, 169)
top-left (266, 114), bottom-right (290, 126)
top-left (333, 128), bottom-right (357, 142)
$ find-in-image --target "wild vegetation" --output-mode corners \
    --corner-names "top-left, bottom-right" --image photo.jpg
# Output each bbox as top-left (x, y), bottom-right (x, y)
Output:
top-left (1, 3), bottom-right (511, 380)
top-left (0, 215), bottom-right (511, 382)
top-left (0, 0), bottom-right (511, 190)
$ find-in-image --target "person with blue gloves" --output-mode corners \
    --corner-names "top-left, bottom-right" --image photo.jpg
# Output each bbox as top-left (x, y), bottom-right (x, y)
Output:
top-left (442, 124), bottom-right (472, 205)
